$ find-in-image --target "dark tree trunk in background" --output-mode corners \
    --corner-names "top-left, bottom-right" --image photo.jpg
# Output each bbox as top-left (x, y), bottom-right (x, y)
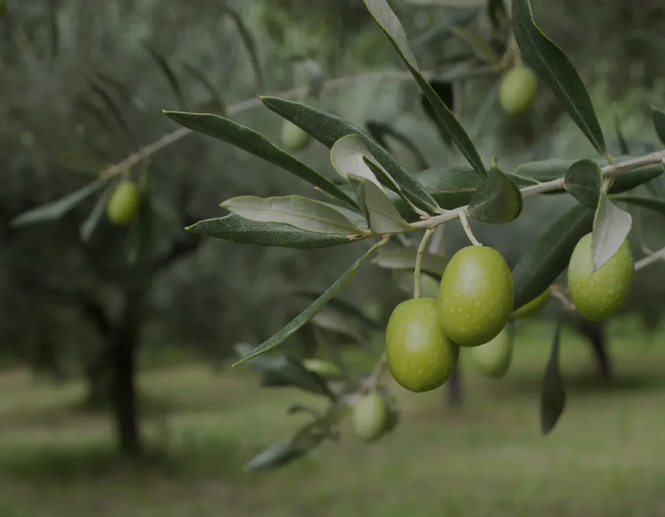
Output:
top-left (445, 366), bottom-right (463, 407)
top-left (576, 319), bottom-right (612, 380)
top-left (107, 294), bottom-right (143, 457)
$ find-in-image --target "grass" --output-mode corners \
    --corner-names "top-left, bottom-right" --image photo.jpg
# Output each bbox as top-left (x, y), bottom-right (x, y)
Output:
top-left (0, 318), bottom-right (664, 517)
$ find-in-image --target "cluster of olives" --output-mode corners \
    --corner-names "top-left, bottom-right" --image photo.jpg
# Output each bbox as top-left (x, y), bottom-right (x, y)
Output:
top-left (380, 232), bottom-right (633, 394)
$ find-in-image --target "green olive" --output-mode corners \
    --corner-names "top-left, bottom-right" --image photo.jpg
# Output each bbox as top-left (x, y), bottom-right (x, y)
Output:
top-left (469, 327), bottom-right (513, 379)
top-left (567, 233), bottom-right (634, 321)
top-left (281, 120), bottom-right (311, 153)
top-left (386, 297), bottom-right (459, 393)
top-left (106, 179), bottom-right (140, 226)
top-left (438, 246), bottom-right (514, 347)
top-left (498, 66), bottom-right (538, 117)
top-left (351, 391), bottom-right (389, 442)
top-left (511, 288), bottom-right (551, 319)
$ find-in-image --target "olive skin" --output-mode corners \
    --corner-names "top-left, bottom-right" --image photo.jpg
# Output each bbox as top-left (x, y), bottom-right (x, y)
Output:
top-left (469, 328), bottom-right (513, 379)
top-left (106, 180), bottom-right (140, 226)
top-left (438, 246), bottom-right (514, 347)
top-left (281, 120), bottom-right (311, 153)
top-left (512, 288), bottom-right (551, 319)
top-left (351, 391), bottom-right (389, 442)
top-left (567, 233), bottom-right (634, 321)
top-left (386, 297), bottom-right (459, 393)
top-left (498, 66), bottom-right (538, 117)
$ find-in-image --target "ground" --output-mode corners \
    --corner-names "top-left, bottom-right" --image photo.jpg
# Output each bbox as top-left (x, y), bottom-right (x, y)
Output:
top-left (0, 318), bottom-right (664, 517)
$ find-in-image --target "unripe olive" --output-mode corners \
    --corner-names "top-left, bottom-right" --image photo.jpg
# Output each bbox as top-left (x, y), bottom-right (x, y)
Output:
top-left (438, 246), bottom-right (514, 347)
top-left (106, 179), bottom-right (140, 226)
top-left (498, 66), bottom-right (538, 117)
top-left (386, 297), bottom-right (459, 393)
top-left (512, 288), bottom-right (551, 319)
top-left (469, 327), bottom-right (513, 379)
top-left (567, 233), bottom-right (634, 321)
top-left (351, 391), bottom-right (389, 442)
top-left (281, 120), bottom-right (311, 153)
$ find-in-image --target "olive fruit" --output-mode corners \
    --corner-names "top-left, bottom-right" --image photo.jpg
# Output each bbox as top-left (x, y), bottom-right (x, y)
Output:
top-left (106, 179), bottom-right (140, 226)
top-left (386, 297), bottom-right (459, 393)
top-left (438, 246), bottom-right (514, 347)
top-left (469, 327), bottom-right (513, 379)
top-left (512, 288), bottom-right (551, 319)
top-left (281, 120), bottom-right (311, 153)
top-left (567, 233), bottom-right (634, 321)
top-left (498, 66), bottom-right (538, 117)
top-left (351, 391), bottom-right (389, 442)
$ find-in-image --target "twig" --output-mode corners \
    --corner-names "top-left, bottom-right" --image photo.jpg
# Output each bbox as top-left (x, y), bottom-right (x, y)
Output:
top-left (550, 284), bottom-right (576, 313)
top-left (458, 211), bottom-right (482, 246)
top-left (414, 228), bottom-right (436, 297)
top-left (635, 246), bottom-right (665, 271)
top-left (427, 224), bottom-right (445, 255)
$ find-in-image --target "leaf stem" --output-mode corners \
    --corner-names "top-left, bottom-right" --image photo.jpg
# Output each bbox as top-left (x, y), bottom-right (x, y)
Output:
top-left (459, 211), bottom-right (482, 246)
top-left (635, 246), bottom-right (665, 271)
top-left (413, 228), bottom-right (436, 297)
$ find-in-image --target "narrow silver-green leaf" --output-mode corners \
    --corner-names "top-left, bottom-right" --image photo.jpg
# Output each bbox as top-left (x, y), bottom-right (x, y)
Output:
top-left (330, 134), bottom-right (385, 188)
top-left (233, 240), bottom-right (386, 365)
top-left (186, 215), bottom-right (363, 249)
top-left (611, 195), bottom-right (665, 217)
top-left (366, 120), bottom-right (429, 172)
top-left (362, 0), bottom-right (487, 177)
top-left (372, 247), bottom-right (448, 278)
top-left (350, 176), bottom-right (412, 234)
top-left (10, 177), bottom-right (109, 228)
top-left (80, 179), bottom-right (116, 242)
top-left (221, 6), bottom-right (264, 91)
top-left (260, 96), bottom-right (440, 214)
top-left (651, 105), bottom-right (665, 146)
top-left (164, 110), bottom-right (358, 210)
top-left (591, 194), bottom-right (632, 271)
top-left (512, 204), bottom-right (594, 310)
top-left (467, 167), bottom-right (522, 223)
top-left (144, 42), bottom-right (188, 110)
top-left (220, 196), bottom-right (367, 235)
top-left (563, 159), bottom-right (602, 209)
top-left (448, 24), bottom-right (502, 65)
top-left (540, 317), bottom-right (566, 435)
top-left (612, 113), bottom-right (630, 155)
top-left (512, 0), bottom-right (606, 156)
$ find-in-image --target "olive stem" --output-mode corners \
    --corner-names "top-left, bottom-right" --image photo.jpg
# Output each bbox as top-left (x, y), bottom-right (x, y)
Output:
top-left (413, 228), bottom-right (436, 298)
top-left (550, 284), bottom-right (576, 313)
top-left (635, 246), bottom-right (665, 271)
top-left (366, 351), bottom-right (388, 391)
top-left (459, 211), bottom-right (482, 246)
top-left (427, 225), bottom-right (445, 255)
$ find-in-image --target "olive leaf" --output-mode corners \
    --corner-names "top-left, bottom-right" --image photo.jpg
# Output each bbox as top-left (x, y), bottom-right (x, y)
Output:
top-left (563, 159), bottom-right (602, 209)
top-left (220, 196), bottom-right (368, 236)
top-left (366, 120), bottom-right (429, 172)
top-left (540, 316), bottom-right (566, 435)
top-left (511, 0), bottom-right (606, 157)
top-left (592, 194), bottom-right (632, 271)
top-left (420, 80), bottom-right (454, 148)
top-left (361, 0), bottom-right (487, 177)
top-left (512, 204), bottom-right (594, 310)
top-left (611, 195), bottom-right (665, 218)
top-left (487, 0), bottom-right (508, 32)
top-left (164, 111), bottom-right (358, 210)
top-left (56, 149), bottom-right (108, 175)
top-left (181, 61), bottom-right (225, 114)
top-left (310, 308), bottom-right (369, 345)
top-left (260, 96), bottom-right (440, 214)
top-left (186, 215), bottom-right (364, 249)
top-left (10, 177), bottom-right (110, 228)
top-left (233, 239), bottom-right (387, 365)
top-left (86, 78), bottom-right (135, 145)
top-left (372, 247), bottom-right (448, 278)
top-left (447, 25), bottom-right (502, 65)
top-left (330, 134), bottom-right (385, 189)
top-left (467, 165), bottom-right (522, 223)
top-left (292, 291), bottom-right (380, 328)
top-left (651, 105), bottom-right (665, 146)
top-left (144, 42), bottom-right (188, 110)
top-left (221, 5), bottom-right (264, 91)
top-left (233, 344), bottom-right (334, 399)
top-left (80, 179), bottom-right (117, 242)
top-left (348, 175), bottom-right (413, 234)
top-left (612, 113), bottom-right (630, 155)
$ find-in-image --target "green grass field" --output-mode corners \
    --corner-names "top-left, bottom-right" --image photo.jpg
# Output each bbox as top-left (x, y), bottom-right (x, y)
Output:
top-left (0, 319), bottom-right (664, 517)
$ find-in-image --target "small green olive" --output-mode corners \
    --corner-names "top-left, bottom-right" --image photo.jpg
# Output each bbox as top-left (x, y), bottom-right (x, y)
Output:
top-left (351, 391), bottom-right (389, 442)
top-left (567, 233), bottom-right (634, 321)
top-left (498, 66), bottom-right (538, 117)
top-left (281, 120), bottom-right (311, 153)
top-left (386, 297), bottom-right (459, 393)
top-left (469, 327), bottom-right (513, 379)
top-left (438, 246), bottom-right (514, 347)
top-left (512, 288), bottom-right (551, 319)
top-left (106, 179), bottom-right (140, 226)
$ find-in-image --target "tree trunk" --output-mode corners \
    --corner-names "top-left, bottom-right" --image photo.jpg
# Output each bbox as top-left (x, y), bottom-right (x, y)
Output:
top-left (107, 294), bottom-right (143, 457)
top-left (445, 366), bottom-right (463, 407)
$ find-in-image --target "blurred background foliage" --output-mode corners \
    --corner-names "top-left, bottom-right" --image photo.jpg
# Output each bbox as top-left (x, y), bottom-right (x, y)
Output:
top-left (2, 0), bottom-right (665, 514)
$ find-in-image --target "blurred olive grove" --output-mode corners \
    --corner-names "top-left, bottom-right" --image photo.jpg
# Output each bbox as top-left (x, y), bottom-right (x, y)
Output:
top-left (2, 0), bottom-right (665, 513)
